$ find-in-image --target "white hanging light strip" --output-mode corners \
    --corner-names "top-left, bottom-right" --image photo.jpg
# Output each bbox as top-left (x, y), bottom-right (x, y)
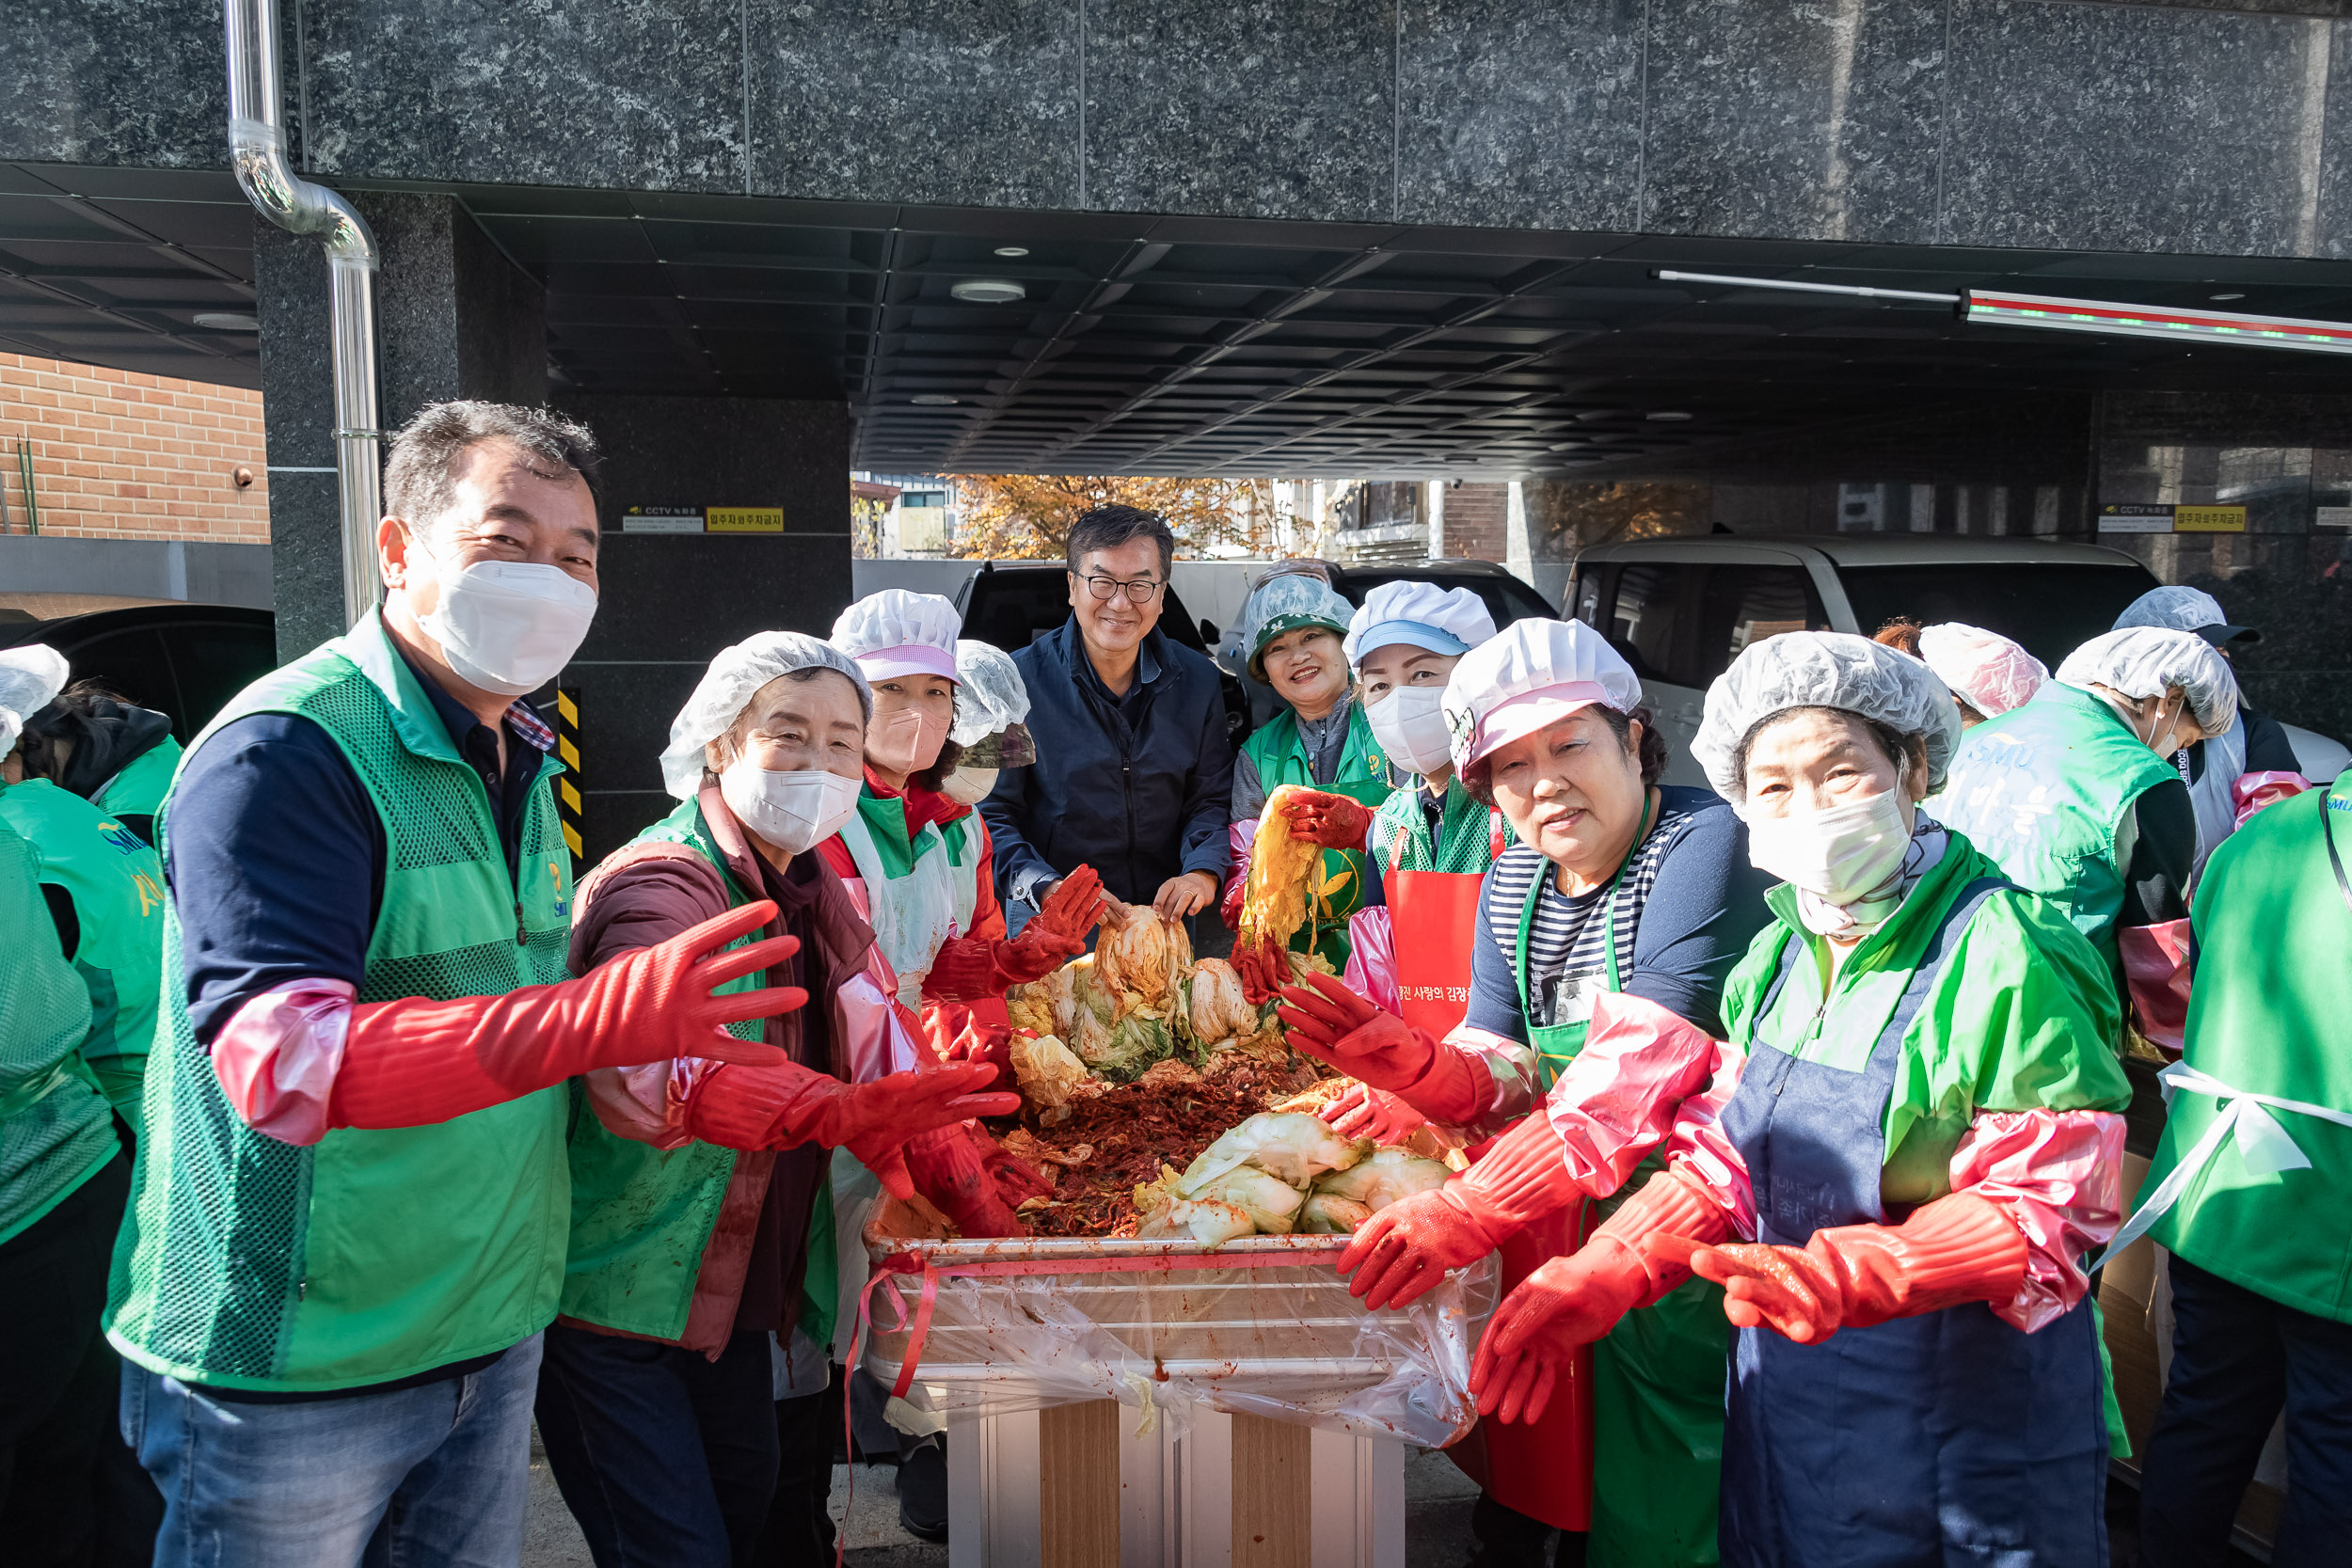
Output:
top-left (1653, 270), bottom-right (2352, 357)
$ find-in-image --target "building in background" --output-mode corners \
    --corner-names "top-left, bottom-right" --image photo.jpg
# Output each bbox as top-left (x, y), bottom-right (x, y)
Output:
top-left (854, 471), bottom-right (960, 557)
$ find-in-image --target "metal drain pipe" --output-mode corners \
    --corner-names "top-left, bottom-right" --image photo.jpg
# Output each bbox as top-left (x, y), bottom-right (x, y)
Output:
top-left (225, 0), bottom-right (382, 626)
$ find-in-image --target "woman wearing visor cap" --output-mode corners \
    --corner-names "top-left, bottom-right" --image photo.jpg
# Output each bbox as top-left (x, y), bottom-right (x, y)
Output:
top-left (1462, 631), bottom-right (2132, 1568)
top-left (1278, 618), bottom-right (1773, 1568)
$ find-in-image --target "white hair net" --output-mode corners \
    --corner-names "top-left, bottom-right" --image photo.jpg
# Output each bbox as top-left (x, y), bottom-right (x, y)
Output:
top-left (2055, 627), bottom-right (2238, 736)
top-left (1915, 623), bottom-right (2047, 719)
top-left (949, 640), bottom-right (1030, 746)
top-left (0, 644), bottom-right (70, 758)
top-left (1237, 572), bottom-right (1355, 677)
top-left (2113, 585), bottom-right (2230, 635)
top-left (1692, 631), bottom-right (1963, 810)
top-left (659, 632), bottom-right (871, 800)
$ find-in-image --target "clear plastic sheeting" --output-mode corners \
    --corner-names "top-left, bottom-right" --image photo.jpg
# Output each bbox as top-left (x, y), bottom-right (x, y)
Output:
top-left (857, 1222), bottom-right (1499, 1449)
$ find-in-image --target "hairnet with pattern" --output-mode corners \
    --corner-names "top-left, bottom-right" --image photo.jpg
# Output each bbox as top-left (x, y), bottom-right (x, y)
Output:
top-left (1692, 630), bottom-right (1963, 809)
top-left (2055, 627), bottom-right (2239, 736)
top-left (0, 644), bottom-right (70, 758)
top-left (660, 632), bottom-right (872, 799)
top-left (1238, 572), bottom-right (1355, 677)
top-left (949, 639), bottom-right (1031, 745)
top-left (1915, 623), bottom-right (2047, 719)
top-left (2113, 585), bottom-right (2230, 635)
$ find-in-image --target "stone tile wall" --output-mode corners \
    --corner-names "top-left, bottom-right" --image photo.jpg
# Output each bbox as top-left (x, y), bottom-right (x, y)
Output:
top-left (0, 350), bottom-right (268, 542)
top-left (11, 1), bottom-right (2352, 261)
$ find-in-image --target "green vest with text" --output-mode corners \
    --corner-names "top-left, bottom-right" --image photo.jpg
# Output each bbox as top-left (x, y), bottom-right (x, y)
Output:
top-left (558, 797), bottom-right (762, 1340)
top-left (1931, 681), bottom-right (2175, 974)
top-left (1240, 702), bottom-right (1393, 967)
top-left (105, 610), bottom-right (576, 1391)
top-left (0, 778), bottom-right (165, 1078)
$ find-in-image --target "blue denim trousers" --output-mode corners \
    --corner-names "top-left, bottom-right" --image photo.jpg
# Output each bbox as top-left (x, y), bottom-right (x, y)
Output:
top-left (123, 1332), bottom-right (543, 1568)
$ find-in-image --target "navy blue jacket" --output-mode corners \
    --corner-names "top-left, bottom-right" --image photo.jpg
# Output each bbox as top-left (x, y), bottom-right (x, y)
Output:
top-left (980, 617), bottom-right (1234, 911)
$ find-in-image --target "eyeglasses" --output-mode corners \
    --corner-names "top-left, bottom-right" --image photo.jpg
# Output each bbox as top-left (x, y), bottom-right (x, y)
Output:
top-left (1075, 573), bottom-right (1165, 604)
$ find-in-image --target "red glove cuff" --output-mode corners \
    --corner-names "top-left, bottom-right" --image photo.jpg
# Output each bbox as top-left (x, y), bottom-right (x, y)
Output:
top-left (1454, 1107), bottom-right (1581, 1234)
top-left (1391, 1037), bottom-right (1489, 1125)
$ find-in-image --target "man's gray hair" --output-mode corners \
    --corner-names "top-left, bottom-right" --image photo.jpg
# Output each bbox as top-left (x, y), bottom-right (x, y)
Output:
top-left (384, 401), bottom-right (602, 536)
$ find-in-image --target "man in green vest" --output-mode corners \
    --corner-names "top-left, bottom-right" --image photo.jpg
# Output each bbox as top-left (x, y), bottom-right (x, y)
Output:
top-left (105, 402), bottom-right (803, 1568)
top-left (2125, 780), bottom-right (2352, 1564)
top-left (1932, 626), bottom-right (2233, 992)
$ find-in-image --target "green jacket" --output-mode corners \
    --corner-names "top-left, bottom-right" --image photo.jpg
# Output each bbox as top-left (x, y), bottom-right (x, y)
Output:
top-left (0, 778), bottom-right (166, 1133)
top-left (0, 819), bottom-right (113, 1246)
top-left (1933, 682), bottom-right (2178, 979)
top-left (107, 610), bottom-right (575, 1391)
top-left (2145, 784), bottom-right (2352, 1322)
top-left (1723, 831), bottom-right (2131, 1209)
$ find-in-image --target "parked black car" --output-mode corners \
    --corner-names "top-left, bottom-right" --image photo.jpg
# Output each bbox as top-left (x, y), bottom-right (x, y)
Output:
top-left (0, 603), bottom-right (278, 742)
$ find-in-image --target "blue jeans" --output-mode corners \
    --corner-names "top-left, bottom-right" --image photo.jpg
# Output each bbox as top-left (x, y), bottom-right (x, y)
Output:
top-left (532, 1323), bottom-right (780, 1568)
top-left (123, 1332), bottom-right (543, 1568)
top-left (2140, 1255), bottom-right (2352, 1567)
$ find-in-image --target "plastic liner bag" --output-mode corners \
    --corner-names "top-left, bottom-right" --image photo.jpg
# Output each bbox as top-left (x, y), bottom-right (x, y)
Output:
top-left (1342, 907), bottom-right (1399, 1014)
top-left (856, 1226), bottom-right (1500, 1448)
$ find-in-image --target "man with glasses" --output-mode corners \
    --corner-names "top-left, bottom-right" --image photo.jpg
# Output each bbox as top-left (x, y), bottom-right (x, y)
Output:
top-left (980, 505), bottom-right (1234, 933)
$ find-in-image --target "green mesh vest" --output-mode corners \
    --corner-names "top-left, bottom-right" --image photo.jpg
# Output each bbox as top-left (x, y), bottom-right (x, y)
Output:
top-left (1367, 774), bottom-right (1507, 876)
top-left (559, 797), bottom-right (760, 1339)
top-left (1931, 681), bottom-right (2176, 974)
top-left (105, 611), bottom-right (575, 1391)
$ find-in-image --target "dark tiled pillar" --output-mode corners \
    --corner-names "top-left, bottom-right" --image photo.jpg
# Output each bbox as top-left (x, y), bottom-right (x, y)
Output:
top-left (253, 193), bottom-right (548, 661)
top-left (548, 395), bottom-right (854, 863)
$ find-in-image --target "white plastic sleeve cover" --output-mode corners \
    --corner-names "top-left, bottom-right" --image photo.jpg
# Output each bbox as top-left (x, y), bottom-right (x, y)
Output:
top-left (209, 977), bottom-right (358, 1147)
top-left (1947, 1107), bottom-right (2127, 1333)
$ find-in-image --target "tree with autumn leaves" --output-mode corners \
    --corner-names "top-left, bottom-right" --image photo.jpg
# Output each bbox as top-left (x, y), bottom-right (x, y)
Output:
top-left (944, 474), bottom-right (1308, 560)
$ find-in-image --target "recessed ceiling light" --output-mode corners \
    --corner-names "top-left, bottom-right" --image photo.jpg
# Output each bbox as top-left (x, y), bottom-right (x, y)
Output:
top-left (1646, 410), bottom-right (1693, 421)
top-left (2210, 292), bottom-right (2245, 302)
top-left (951, 277), bottom-right (1025, 304)
top-left (193, 312), bottom-right (260, 331)
top-left (993, 246), bottom-right (1030, 259)
top-left (911, 394), bottom-right (959, 405)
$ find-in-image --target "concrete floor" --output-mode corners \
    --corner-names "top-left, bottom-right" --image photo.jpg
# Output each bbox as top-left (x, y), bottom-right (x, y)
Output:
top-left (522, 1428), bottom-right (1486, 1567)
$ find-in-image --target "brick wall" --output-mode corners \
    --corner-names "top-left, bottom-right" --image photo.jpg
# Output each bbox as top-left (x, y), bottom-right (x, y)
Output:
top-left (1441, 480), bottom-right (1508, 562)
top-left (0, 351), bottom-right (269, 542)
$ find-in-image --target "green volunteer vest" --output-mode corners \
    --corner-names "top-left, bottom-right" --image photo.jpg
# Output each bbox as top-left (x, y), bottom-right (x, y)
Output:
top-left (105, 610), bottom-right (575, 1391)
top-left (0, 778), bottom-right (164, 1072)
top-left (1241, 701), bottom-right (1394, 967)
top-left (0, 821), bottom-right (117, 1248)
top-left (559, 796), bottom-right (766, 1340)
top-left (2145, 785), bottom-right (2352, 1323)
top-left (1366, 774), bottom-right (1504, 876)
top-left (93, 734), bottom-right (183, 826)
top-left (1932, 682), bottom-right (2175, 974)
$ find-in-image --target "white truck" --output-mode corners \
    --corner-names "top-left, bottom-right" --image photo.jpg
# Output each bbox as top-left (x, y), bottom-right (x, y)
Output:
top-left (1563, 533), bottom-right (2347, 787)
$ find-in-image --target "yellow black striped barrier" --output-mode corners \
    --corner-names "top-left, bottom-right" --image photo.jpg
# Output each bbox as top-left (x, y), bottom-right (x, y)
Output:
top-left (555, 686), bottom-right (584, 863)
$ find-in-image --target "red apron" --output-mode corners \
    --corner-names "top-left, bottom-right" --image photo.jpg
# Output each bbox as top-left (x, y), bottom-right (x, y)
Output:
top-left (1386, 812), bottom-right (1505, 1039)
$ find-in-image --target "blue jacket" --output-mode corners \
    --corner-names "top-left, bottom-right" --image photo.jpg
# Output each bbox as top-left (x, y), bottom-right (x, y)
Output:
top-left (980, 617), bottom-right (1235, 911)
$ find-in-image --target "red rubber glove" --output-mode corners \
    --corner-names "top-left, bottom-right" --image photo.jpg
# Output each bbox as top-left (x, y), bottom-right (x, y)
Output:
top-left (1276, 972), bottom-right (1486, 1121)
top-left (1470, 1168), bottom-right (1731, 1424)
top-left (1321, 1082), bottom-right (1426, 1145)
top-left (1029, 864), bottom-right (1106, 946)
top-left (1339, 1105), bottom-right (1585, 1308)
top-left (678, 1059), bottom-right (1019, 1200)
top-left (329, 902), bottom-right (800, 1132)
top-left (1689, 1192), bottom-right (2027, 1345)
top-left (1232, 931), bottom-right (1291, 1006)
top-left (1220, 867), bottom-right (1248, 932)
top-left (1279, 788), bottom-right (1375, 850)
top-left (972, 1130), bottom-right (1055, 1207)
top-left (902, 1121), bottom-right (1026, 1237)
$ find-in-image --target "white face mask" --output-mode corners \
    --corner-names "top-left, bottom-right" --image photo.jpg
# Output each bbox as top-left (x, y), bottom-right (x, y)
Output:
top-left (939, 765), bottom-right (999, 805)
top-left (719, 757), bottom-right (862, 857)
top-left (1367, 684), bottom-right (1454, 776)
top-left (1744, 788), bottom-right (1913, 906)
top-left (417, 558), bottom-right (598, 697)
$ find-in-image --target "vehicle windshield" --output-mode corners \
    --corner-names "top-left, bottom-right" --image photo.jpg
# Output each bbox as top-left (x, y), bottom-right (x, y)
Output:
top-left (1835, 562), bottom-right (2160, 670)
